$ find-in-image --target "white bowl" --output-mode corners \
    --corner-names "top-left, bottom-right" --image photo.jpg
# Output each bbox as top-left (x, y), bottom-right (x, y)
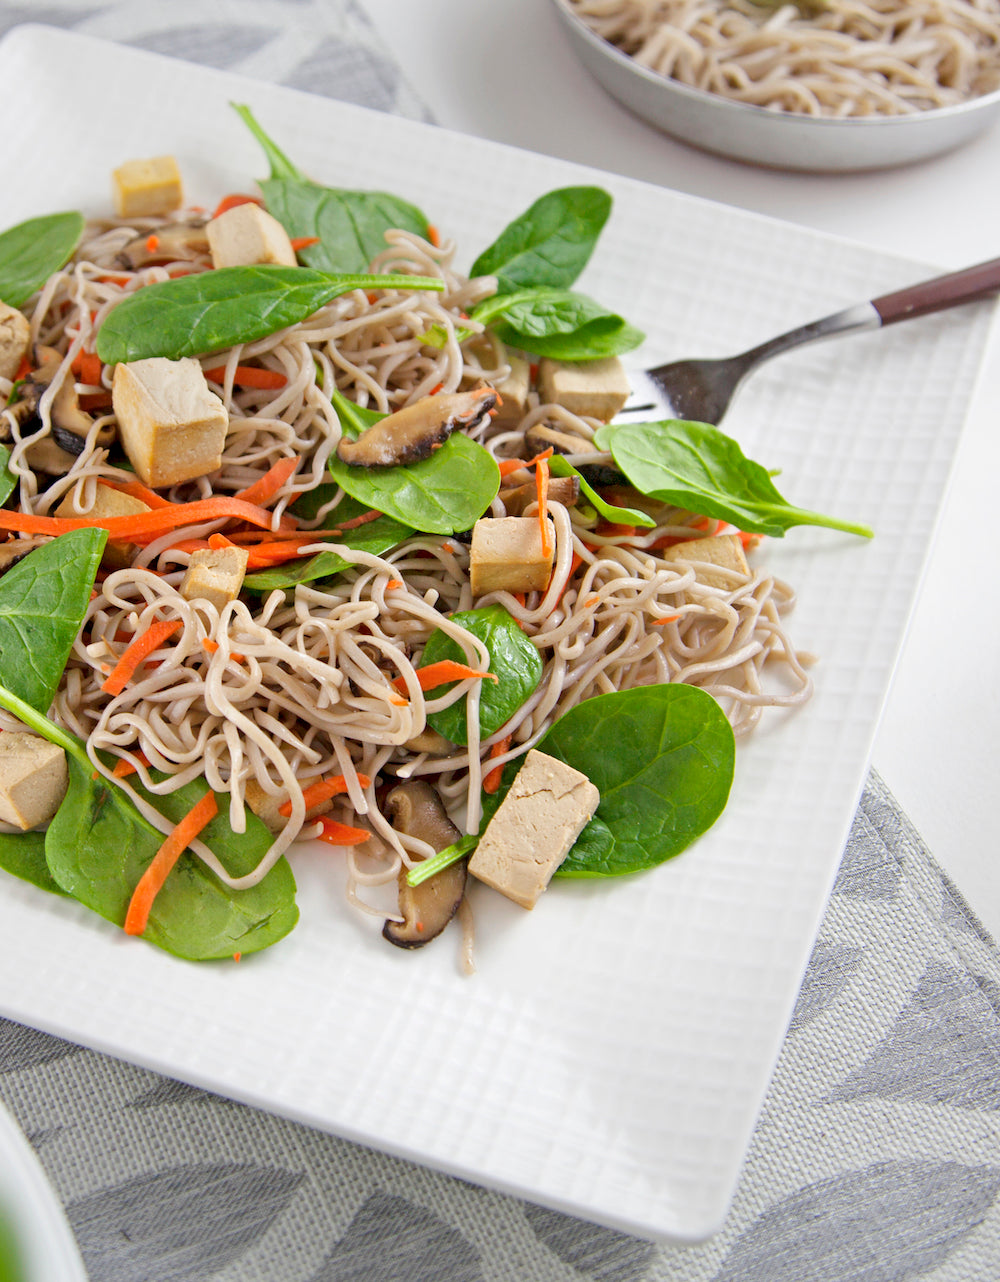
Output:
top-left (550, 0), bottom-right (1000, 172)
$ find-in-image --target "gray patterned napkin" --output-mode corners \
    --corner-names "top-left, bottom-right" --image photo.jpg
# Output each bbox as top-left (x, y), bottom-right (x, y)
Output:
top-left (2, 4), bottom-right (1000, 1279)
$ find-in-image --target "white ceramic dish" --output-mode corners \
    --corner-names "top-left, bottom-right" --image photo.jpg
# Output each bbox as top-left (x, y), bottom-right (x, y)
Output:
top-left (0, 1098), bottom-right (87, 1282)
top-left (550, 0), bottom-right (1000, 171)
top-left (0, 23), bottom-right (995, 1245)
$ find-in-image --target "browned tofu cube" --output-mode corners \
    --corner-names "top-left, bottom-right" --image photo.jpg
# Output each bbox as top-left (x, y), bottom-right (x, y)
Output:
top-left (0, 302), bottom-right (30, 382)
top-left (180, 546), bottom-right (249, 611)
top-left (470, 517), bottom-right (555, 596)
top-left (112, 357), bottom-right (228, 488)
top-left (207, 204), bottom-right (297, 269)
top-left (469, 750), bottom-right (599, 908)
top-left (112, 156), bottom-right (183, 218)
top-left (538, 356), bottom-right (630, 422)
top-left (55, 484), bottom-right (151, 569)
top-left (0, 732), bottom-right (68, 830)
top-left (662, 533), bottom-right (749, 591)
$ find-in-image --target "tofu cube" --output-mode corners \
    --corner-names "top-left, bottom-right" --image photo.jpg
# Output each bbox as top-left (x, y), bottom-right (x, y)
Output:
top-left (112, 156), bottom-right (183, 218)
top-left (55, 484), bottom-right (151, 570)
top-left (469, 749), bottom-right (600, 908)
top-left (0, 302), bottom-right (30, 382)
top-left (470, 517), bottom-right (555, 596)
top-left (493, 350), bottom-right (531, 427)
top-left (207, 203), bottom-right (297, 269)
top-left (0, 732), bottom-right (68, 831)
top-left (112, 357), bottom-right (228, 488)
top-left (180, 546), bottom-right (249, 611)
top-left (538, 356), bottom-right (630, 422)
top-left (662, 533), bottom-right (749, 591)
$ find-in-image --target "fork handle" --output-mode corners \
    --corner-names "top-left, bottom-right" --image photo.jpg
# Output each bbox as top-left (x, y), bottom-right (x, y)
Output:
top-left (872, 257), bottom-right (1000, 325)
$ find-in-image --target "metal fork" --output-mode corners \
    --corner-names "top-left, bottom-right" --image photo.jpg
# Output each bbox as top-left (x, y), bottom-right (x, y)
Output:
top-left (618, 256), bottom-right (1000, 425)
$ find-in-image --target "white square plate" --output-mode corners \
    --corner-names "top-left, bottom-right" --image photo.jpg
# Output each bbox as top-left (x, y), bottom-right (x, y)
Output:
top-left (0, 24), bottom-right (993, 1244)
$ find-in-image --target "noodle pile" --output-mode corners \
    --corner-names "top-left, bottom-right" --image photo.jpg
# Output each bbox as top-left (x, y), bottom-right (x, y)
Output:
top-left (0, 211), bottom-right (812, 920)
top-left (568, 0), bottom-right (1000, 116)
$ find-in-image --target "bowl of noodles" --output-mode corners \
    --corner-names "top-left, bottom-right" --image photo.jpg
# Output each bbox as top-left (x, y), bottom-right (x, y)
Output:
top-left (551, 0), bottom-right (1000, 170)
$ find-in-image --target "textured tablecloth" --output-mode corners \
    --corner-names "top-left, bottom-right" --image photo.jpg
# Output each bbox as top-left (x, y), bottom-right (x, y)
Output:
top-left (2, 4), bottom-right (1000, 1279)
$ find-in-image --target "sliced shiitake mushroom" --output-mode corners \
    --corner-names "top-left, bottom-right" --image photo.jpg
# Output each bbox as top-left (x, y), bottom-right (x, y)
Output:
top-left (0, 536), bottom-right (51, 575)
top-left (336, 388), bottom-right (498, 468)
top-left (524, 422), bottom-right (594, 456)
top-left (499, 474), bottom-right (579, 516)
top-left (115, 220), bottom-right (210, 270)
top-left (15, 345), bottom-right (115, 470)
top-left (383, 780), bottom-right (467, 949)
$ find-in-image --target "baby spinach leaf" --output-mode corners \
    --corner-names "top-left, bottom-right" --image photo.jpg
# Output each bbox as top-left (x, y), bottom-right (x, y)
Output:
top-left (95, 266), bottom-right (443, 364)
top-left (0, 829), bottom-right (67, 897)
top-left (0, 683), bottom-right (298, 961)
top-left (243, 491), bottom-right (412, 592)
top-left (478, 684), bottom-right (735, 877)
top-left (326, 390), bottom-right (499, 535)
top-left (233, 103), bottom-right (430, 274)
top-left (420, 605), bottom-right (543, 745)
top-left (0, 445), bottom-right (14, 506)
top-left (546, 454), bottom-right (655, 528)
top-left (0, 527), bottom-right (107, 714)
top-left (469, 187), bottom-right (612, 293)
top-left (594, 419), bottom-right (874, 539)
top-left (0, 211), bottom-right (84, 309)
top-left (470, 287), bottom-right (644, 360)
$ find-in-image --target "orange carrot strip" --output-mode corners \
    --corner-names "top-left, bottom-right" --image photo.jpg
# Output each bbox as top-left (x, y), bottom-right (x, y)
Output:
top-left (483, 734), bottom-right (512, 794)
top-left (232, 456), bottom-right (298, 505)
top-left (112, 758), bottom-right (137, 778)
top-left (145, 234), bottom-right (160, 253)
top-left (98, 478), bottom-right (172, 509)
top-left (391, 661), bottom-right (499, 696)
top-left (314, 816), bottom-right (371, 846)
top-left (536, 455), bottom-right (552, 558)
top-left (124, 791), bottom-right (219, 936)
top-left (651, 614), bottom-right (680, 626)
top-left (102, 619), bottom-right (182, 696)
top-left (71, 350), bottom-right (103, 385)
top-left (497, 446), bottom-right (554, 479)
top-left (427, 224), bottom-right (441, 248)
top-left (212, 193), bottom-right (262, 218)
top-left (203, 364), bottom-right (288, 390)
top-left (97, 274), bottom-right (131, 288)
top-left (385, 579), bottom-right (403, 590)
top-left (277, 773), bottom-right (372, 818)
top-left (0, 496), bottom-right (294, 540)
top-left (329, 508), bottom-right (383, 533)
top-left (289, 236), bottom-right (321, 251)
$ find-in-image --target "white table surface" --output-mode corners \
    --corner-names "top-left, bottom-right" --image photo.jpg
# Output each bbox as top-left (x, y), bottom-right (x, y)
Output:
top-left (361, 0), bottom-right (1000, 941)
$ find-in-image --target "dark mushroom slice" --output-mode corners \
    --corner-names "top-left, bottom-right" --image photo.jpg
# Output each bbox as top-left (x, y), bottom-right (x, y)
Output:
top-left (17, 345), bottom-right (115, 464)
top-left (524, 422), bottom-right (595, 457)
top-left (336, 388), bottom-right (498, 468)
top-left (115, 220), bottom-right (210, 270)
top-left (382, 780), bottom-right (468, 949)
top-left (499, 474), bottom-right (580, 516)
top-left (0, 536), bottom-right (51, 575)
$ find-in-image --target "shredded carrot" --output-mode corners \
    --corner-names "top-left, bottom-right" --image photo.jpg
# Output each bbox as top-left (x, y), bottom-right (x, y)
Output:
top-left (124, 791), bottom-right (219, 936)
top-left (212, 193), bottom-right (262, 218)
top-left (145, 234), bottom-right (160, 253)
top-left (391, 661), bottom-right (499, 696)
top-left (112, 758), bottom-right (137, 778)
top-left (166, 266), bottom-right (201, 279)
top-left (202, 637), bottom-right (246, 662)
top-left (536, 455), bottom-right (553, 558)
top-left (385, 579), bottom-right (403, 590)
top-left (232, 455), bottom-right (298, 505)
top-left (497, 446), bottom-right (554, 479)
top-left (203, 364), bottom-right (288, 390)
top-left (98, 478), bottom-right (172, 510)
top-left (0, 495), bottom-right (296, 541)
top-left (233, 953), bottom-right (242, 962)
top-left (71, 350), bottom-right (103, 386)
top-left (97, 274), bottom-right (131, 288)
top-left (328, 508), bottom-right (383, 534)
top-left (427, 224), bottom-right (441, 248)
top-left (483, 733), bottom-right (512, 794)
top-left (428, 382), bottom-right (444, 396)
top-left (314, 816), bottom-right (372, 846)
top-left (277, 773), bottom-right (372, 817)
top-left (101, 619), bottom-right (182, 696)
top-left (651, 614), bottom-right (680, 626)
top-left (289, 236), bottom-right (321, 251)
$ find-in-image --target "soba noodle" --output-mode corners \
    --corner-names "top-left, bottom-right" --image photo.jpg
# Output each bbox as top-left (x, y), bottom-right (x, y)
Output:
top-left (0, 210), bottom-right (812, 927)
top-left (567, 0), bottom-right (1000, 117)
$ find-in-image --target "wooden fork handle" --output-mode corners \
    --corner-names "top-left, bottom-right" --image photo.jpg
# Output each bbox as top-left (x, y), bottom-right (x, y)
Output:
top-left (873, 257), bottom-right (1000, 325)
